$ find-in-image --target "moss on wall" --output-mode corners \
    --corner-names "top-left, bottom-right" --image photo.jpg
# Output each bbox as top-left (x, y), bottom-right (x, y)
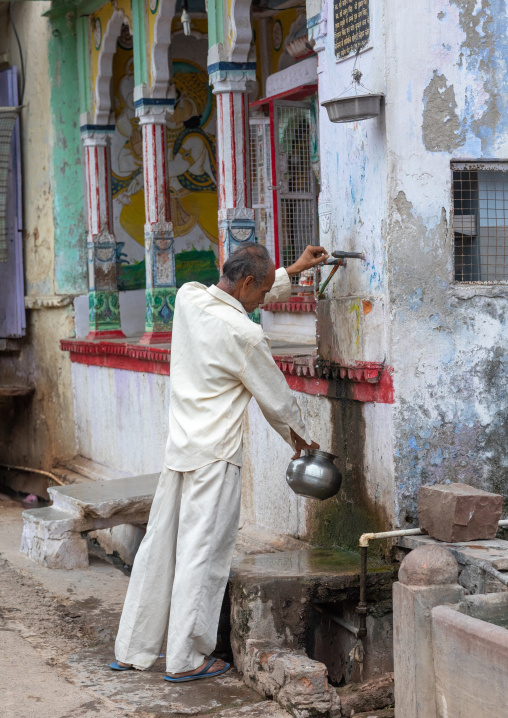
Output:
top-left (307, 399), bottom-right (387, 552)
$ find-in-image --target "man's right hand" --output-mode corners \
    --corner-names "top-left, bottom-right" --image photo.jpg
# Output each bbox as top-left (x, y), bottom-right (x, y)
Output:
top-left (290, 429), bottom-right (320, 460)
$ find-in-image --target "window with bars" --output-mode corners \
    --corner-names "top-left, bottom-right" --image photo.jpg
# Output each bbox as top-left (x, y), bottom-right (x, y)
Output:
top-left (249, 100), bottom-right (318, 287)
top-left (453, 163), bottom-right (508, 282)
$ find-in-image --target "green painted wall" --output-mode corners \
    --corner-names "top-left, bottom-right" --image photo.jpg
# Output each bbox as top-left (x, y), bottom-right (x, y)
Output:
top-left (48, 6), bottom-right (88, 295)
top-left (207, 0), bottom-right (223, 48)
top-left (76, 15), bottom-right (90, 114)
top-left (132, 0), bottom-right (147, 89)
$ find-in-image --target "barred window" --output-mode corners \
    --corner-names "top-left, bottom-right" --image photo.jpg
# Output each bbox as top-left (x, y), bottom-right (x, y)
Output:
top-left (453, 162), bottom-right (508, 282)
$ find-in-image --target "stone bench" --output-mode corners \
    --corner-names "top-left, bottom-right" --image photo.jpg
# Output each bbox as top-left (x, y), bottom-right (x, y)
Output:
top-left (21, 474), bottom-right (159, 569)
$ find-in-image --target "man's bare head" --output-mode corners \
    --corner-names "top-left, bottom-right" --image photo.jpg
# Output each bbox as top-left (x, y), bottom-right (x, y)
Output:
top-left (218, 242), bottom-right (276, 313)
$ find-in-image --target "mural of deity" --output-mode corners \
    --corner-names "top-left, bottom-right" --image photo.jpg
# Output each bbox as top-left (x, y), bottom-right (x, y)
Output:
top-left (167, 60), bottom-right (218, 247)
top-left (110, 28), bottom-right (219, 290)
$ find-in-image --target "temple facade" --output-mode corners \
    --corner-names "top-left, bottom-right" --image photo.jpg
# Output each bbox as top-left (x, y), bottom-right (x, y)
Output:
top-left (2, 0), bottom-right (508, 555)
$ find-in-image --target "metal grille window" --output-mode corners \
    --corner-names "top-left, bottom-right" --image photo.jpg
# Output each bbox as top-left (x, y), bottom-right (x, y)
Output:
top-left (249, 100), bottom-right (318, 286)
top-left (276, 103), bottom-right (317, 281)
top-left (249, 118), bottom-right (276, 261)
top-left (453, 162), bottom-right (508, 282)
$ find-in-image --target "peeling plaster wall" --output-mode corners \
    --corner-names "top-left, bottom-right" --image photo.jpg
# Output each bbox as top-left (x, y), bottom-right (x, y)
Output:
top-left (0, 2), bottom-right (82, 469)
top-left (310, 0), bottom-right (508, 533)
top-left (385, 0), bottom-right (508, 523)
top-left (311, 0), bottom-right (396, 538)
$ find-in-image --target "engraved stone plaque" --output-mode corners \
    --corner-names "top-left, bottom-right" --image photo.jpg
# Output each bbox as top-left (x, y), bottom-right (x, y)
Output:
top-left (334, 0), bottom-right (370, 59)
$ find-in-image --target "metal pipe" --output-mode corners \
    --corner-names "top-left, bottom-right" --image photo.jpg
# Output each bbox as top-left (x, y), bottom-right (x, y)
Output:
top-left (0, 463), bottom-right (65, 486)
top-left (313, 604), bottom-right (359, 637)
top-left (316, 261), bottom-right (342, 299)
top-left (331, 250), bottom-right (366, 260)
top-left (356, 545), bottom-right (368, 639)
top-left (477, 560), bottom-right (508, 587)
top-left (359, 528), bottom-right (424, 547)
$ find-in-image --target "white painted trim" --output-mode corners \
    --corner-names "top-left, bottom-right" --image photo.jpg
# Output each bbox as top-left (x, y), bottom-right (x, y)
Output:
top-left (265, 55), bottom-right (318, 98)
top-left (94, 9), bottom-right (127, 125)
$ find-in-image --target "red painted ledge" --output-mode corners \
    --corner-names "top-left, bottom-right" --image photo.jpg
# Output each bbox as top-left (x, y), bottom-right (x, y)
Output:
top-left (60, 339), bottom-right (394, 403)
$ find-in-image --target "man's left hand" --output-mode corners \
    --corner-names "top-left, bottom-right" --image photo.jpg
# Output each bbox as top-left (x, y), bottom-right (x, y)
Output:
top-left (286, 246), bottom-right (329, 277)
top-left (290, 429), bottom-right (320, 460)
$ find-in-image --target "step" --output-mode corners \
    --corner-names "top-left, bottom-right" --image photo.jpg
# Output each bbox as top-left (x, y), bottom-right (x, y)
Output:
top-left (50, 465), bottom-right (91, 485)
top-left (62, 455), bottom-right (132, 482)
top-left (48, 473), bottom-right (159, 520)
top-left (234, 521), bottom-right (312, 560)
top-left (22, 506), bottom-right (87, 537)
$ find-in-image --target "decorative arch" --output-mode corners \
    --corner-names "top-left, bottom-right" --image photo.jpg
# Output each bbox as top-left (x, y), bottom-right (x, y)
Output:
top-left (94, 8), bottom-right (131, 125)
top-left (229, 0), bottom-right (253, 62)
top-left (151, 0), bottom-right (178, 98)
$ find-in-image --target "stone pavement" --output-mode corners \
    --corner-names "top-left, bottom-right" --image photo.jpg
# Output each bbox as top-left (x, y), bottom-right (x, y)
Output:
top-left (0, 497), bottom-right (291, 718)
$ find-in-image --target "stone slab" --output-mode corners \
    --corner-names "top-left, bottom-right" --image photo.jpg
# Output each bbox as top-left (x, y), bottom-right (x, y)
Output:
top-left (48, 473), bottom-right (159, 518)
top-left (397, 534), bottom-right (508, 574)
top-left (418, 483), bottom-right (503, 542)
top-left (242, 640), bottom-right (341, 717)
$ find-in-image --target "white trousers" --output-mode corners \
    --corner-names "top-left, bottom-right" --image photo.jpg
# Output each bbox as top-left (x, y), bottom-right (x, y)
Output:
top-left (115, 461), bottom-right (242, 673)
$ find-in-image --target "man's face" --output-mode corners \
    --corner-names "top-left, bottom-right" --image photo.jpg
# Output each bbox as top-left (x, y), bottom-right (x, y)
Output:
top-left (238, 264), bottom-right (276, 314)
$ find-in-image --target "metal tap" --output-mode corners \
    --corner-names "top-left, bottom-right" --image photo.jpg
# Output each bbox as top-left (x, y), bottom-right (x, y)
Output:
top-left (316, 250), bottom-right (366, 299)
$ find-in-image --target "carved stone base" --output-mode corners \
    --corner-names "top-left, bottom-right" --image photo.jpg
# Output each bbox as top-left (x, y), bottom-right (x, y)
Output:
top-left (145, 287), bottom-right (177, 334)
top-left (88, 290), bottom-right (124, 335)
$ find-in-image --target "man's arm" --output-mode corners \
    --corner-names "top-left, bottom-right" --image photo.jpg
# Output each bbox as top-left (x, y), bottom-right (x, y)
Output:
top-left (240, 336), bottom-right (319, 454)
top-left (262, 246), bottom-right (329, 305)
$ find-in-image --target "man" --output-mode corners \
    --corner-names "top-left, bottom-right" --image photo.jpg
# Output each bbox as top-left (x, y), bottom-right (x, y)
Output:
top-left (111, 242), bottom-right (329, 682)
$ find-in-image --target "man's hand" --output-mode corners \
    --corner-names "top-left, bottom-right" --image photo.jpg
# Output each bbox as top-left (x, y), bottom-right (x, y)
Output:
top-left (290, 429), bottom-right (320, 460)
top-left (286, 246), bottom-right (329, 278)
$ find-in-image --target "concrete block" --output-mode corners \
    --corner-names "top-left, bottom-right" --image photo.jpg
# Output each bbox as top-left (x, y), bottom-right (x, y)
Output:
top-left (20, 517), bottom-right (89, 569)
top-left (432, 605), bottom-right (508, 718)
top-left (418, 483), bottom-right (503, 543)
top-left (393, 546), bottom-right (464, 718)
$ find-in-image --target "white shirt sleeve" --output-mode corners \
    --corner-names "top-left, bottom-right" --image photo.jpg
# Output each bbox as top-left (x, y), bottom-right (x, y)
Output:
top-left (262, 267), bottom-right (292, 305)
top-left (240, 334), bottom-right (312, 449)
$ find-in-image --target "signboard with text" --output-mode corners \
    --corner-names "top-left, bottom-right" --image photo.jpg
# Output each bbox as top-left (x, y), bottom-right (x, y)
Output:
top-left (334, 0), bottom-right (370, 59)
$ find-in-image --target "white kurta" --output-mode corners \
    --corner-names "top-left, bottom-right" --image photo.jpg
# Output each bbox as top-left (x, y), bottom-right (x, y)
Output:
top-left (165, 267), bottom-right (311, 471)
top-left (115, 268), bottom-right (309, 673)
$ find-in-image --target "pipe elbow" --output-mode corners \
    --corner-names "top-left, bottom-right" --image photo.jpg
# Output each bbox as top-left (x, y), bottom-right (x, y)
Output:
top-left (359, 533), bottom-right (375, 547)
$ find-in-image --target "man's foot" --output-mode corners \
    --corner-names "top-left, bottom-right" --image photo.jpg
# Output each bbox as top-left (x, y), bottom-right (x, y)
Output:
top-left (109, 660), bottom-right (134, 671)
top-left (166, 657), bottom-right (228, 679)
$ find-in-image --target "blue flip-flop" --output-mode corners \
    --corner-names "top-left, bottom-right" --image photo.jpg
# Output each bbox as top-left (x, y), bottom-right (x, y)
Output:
top-left (109, 661), bottom-right (134, 671)
top-left (164, 658), bottom-right (230, 683)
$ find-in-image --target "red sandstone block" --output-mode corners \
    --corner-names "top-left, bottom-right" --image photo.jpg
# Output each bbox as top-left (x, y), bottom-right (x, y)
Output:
top-left (418, 483), bottom-right (503, 543)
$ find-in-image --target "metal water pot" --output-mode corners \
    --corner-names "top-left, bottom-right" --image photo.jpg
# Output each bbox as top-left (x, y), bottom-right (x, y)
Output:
top-left (286, 449), bottom-right (342, 500)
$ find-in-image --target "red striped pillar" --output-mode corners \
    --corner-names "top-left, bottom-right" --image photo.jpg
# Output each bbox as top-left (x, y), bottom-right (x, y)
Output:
top-left (82, 131), bottom-right (124, 339)
top-left (214, 88), bottom-right (255, 270)
top-left (139, 114), bottom-right (176, 345)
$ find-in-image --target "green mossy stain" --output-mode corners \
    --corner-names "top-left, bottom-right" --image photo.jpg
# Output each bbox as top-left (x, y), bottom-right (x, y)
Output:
top-left (48, 8), bottom-right (87, 295)
top-left (307, 399), bottom-right (388, 553)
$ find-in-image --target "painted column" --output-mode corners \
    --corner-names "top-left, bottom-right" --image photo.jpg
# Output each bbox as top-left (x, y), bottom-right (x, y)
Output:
top-left (138, 110), bottom-right (176, 345)
top-left (210, 72), bottom-right (256, 269)
top-left (82, 129), bottom-right (124, 339)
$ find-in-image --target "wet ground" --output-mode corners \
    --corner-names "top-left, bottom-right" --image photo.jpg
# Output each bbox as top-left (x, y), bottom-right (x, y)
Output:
top-left (0, 496), bottom-right (289, 718)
